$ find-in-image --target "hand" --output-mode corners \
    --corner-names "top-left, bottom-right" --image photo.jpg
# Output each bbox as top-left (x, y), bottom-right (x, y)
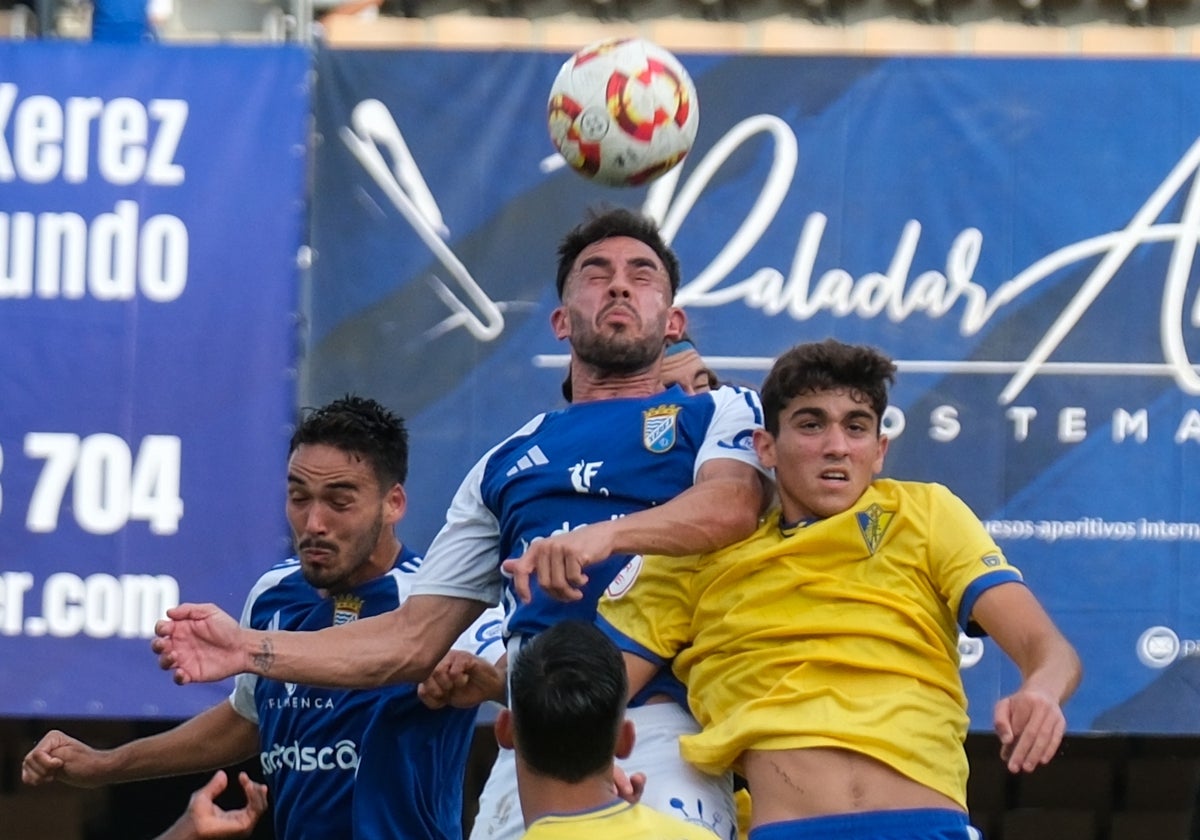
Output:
top-left (612, 764), bottom-right (645, 804)
top-left (21, 730), bottom-right (106, 788)
top-left (156, 770), bottom-right (268, 840)
top-left (994, 686), bottom-right (1066, 773)
top-left (417, 650), bottom-right (504, 709)
top-left (500, 523), bottom-right (618, 604)
top-left (152, 604), bottom-right (246, 685)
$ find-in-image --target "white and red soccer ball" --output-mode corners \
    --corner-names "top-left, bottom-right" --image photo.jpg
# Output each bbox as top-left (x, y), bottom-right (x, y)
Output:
top-left (547, 37), bottom-right (700, 188)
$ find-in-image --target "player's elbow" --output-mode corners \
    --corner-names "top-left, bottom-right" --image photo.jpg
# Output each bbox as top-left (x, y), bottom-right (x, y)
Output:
top-left (710, 485), bottom-right (762, 544)
top-left (365, 642), bottom-right (442, 687)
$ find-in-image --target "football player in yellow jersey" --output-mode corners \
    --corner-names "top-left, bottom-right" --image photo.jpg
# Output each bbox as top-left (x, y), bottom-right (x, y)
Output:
top-left (598, 338), bottom-right (1082, 840)
top-left (497, 620), bottom-right (718, 840)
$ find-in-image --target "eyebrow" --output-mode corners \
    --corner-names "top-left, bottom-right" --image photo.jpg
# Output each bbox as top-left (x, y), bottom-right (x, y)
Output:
top-left (578, 255), bottom-right (614, 271)
top-left (287, 473), bottom-right (362, 492)
top-left (790, 406), bottom-right (876, 423)
top-left (577, 255), bottom-right (663, 273)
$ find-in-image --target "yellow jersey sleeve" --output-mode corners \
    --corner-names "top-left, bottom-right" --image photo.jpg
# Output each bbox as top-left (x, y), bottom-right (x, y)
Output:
top-left (924, 482), bottom-right (1024, 630)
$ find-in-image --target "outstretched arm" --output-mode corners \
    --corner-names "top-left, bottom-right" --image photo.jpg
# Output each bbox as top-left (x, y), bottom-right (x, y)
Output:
top-left (972, 581), bottom-right (1082, 774)
top-left (154, 594), bottom-right (487, 688)
top-left (154, 770), bottom-right (268, 840)
top-left (504, 458), bottom-right (765, 602)
top-left (22, 701), bottom-right (257, 788)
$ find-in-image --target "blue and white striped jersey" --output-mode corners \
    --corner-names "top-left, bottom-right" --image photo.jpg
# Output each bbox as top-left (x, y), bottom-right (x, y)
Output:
top-left (408, 384), bottom-right (765, 703)
top-left (230, 545), bottom-right (504, 840)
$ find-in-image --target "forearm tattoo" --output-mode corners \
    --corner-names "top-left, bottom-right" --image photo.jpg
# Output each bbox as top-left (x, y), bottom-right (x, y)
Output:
top-left (252, 638), bottom-right (276, 675)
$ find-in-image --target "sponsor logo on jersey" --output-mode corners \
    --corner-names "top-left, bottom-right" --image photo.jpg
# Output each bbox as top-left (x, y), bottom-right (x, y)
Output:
top-left (333, 594), bottom-right (364, 625)
top-left (266, 693), bottom-right (336, 710)
top-left (856, 503), bottom-right (895, 554)
top-left (643, 404), bottom-right (681, 453)
top-left (260, 738), bottom-right (360, 775)
top-left (569, 459), bottom-right (607, 494)
top-left (506, 444), bottom-right (549, 477)
top-left (605, 554), bottom-right (643, 599)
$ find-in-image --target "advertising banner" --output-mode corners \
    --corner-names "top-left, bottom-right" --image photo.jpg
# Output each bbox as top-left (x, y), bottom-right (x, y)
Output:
top-left (308, 49), bottom-right (1200, 733)
top-left (0, 42), bottom-right (309, 718)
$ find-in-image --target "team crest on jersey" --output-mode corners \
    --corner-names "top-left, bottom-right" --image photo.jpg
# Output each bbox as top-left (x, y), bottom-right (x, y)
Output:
top-left (333, 594), bottom-right (364, 625)
top-left (643, 404), bottom-right (681, 453)
top-left (856, 503), bottom-right (895, 554)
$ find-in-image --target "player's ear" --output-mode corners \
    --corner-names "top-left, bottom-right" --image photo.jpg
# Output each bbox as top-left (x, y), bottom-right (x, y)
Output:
top-left (495, 709), bottom-right (515, 750)
top-left (873, 434), bottom-right (889, 475)
top-left (550, 305), bottom-right (571, 341)
top-left (614, 718), bottom-right (635, 760)
top-left (664, 306), bottom-right (686, 343)
top-left (752, 428), bottom-right (777, 469)
top-left (385, 484), bottom-right (406, 526)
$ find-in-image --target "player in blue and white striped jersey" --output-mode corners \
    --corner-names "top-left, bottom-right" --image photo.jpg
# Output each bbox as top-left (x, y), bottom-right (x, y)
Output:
top-left (28, 396), bottom-right (502, 840)
top-left (232, 545), bottom-right (502, 840)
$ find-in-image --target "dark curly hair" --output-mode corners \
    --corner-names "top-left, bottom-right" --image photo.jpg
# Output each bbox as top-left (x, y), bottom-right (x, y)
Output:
top-left (289, 395), bottom-right (408, 489)
top-left (555, 207), bottom-right (681, 300)
top-left (761, 339), bottom-right (896, 435)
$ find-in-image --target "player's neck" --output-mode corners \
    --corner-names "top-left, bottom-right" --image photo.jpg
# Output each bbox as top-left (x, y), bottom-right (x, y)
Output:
top-left (517, 765), bottom-right (622, 824)
top-left (570, 367), bottom-right (665, 404)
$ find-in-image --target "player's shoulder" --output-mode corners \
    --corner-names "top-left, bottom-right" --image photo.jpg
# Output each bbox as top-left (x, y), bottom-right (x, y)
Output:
top-left (241, 559), bottom-right (308, 622)
top-left (395, 544), bottom-right (424, 574)
top-left (478, 413), bottom-right (552, 468)
top-left (874, 477), bottom-right (958, 505)
top-left (706, 381), bottom-right (763, 411)
top-left (252, 557), bottom-right (304, 592)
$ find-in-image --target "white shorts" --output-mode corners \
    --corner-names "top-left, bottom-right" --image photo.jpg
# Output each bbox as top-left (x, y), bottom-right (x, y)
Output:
top-left (469, 702), bottom-right (736, 840)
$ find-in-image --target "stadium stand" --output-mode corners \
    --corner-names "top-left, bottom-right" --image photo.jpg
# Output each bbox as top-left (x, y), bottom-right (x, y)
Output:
top-left (8, 0), bottom-right (1200, 49)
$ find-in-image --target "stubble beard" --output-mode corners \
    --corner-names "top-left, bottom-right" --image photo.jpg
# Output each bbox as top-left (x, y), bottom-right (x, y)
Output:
top-left (570, 311), bottom-right (664, 376)
top-left (298, 515), bottom-right (383, 593)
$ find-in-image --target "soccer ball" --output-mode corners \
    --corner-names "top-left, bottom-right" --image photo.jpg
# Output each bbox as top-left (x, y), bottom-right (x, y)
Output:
top-left (547, 37), bottom-right (700, 188)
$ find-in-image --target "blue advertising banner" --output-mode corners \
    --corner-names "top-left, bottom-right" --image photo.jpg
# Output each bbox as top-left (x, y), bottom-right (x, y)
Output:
top-left (307, 49), bottom-right (1200, 734)
top-left (0, 42), bottom-right (309, 718)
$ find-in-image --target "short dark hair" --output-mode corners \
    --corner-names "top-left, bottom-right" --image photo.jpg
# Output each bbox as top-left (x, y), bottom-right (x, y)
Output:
top-left (760, 339), bottom-right (897, 435)
top-left (555, 207), bottom-right (681, 300)
top-left (289, 395), bottom-right (409, 489)
top-left (509, 621), bottom-right (627, 782)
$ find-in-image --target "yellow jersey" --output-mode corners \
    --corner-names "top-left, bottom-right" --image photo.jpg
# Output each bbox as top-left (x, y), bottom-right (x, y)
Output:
top-left (597, 479), bottom-right (1023, 809)
top-left (521, 800), bottom-right (720, 840)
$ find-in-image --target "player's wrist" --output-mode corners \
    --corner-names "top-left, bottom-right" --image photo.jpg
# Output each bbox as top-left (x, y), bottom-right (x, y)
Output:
top-left (243, 628), bottom-right (274, 678)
